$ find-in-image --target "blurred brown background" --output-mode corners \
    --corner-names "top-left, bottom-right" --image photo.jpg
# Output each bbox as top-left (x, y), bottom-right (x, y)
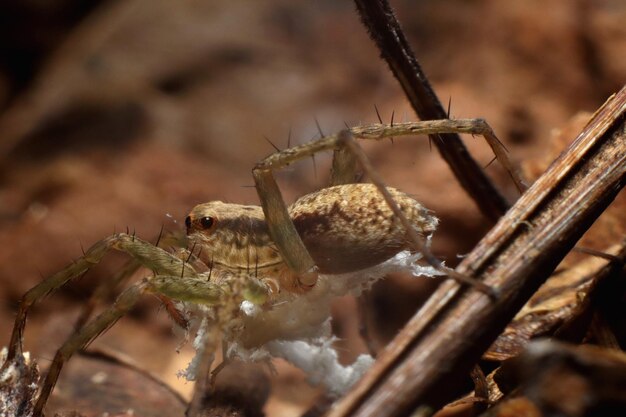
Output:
top-left (0, 0), bottom-right (624, 416)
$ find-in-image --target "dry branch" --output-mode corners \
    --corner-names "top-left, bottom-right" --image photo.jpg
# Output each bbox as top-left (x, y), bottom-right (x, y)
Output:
top-left (354, 0), bottom-right (510, 220)
top-left (329, 87), bottom-right (626, 417)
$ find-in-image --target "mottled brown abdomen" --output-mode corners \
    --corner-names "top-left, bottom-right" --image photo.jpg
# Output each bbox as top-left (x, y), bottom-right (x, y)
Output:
top-left (289, 184), bottom-right (438, 274)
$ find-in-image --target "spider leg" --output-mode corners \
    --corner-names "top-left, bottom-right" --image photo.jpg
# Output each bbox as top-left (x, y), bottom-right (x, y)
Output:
top-left (357, 294), bottom-right (378, 357)
top-left (349, 118), bottom-right (526, 193)
top-left (210, 341), bottom-right (230, 387)
top-left (339, 130), bottom-right (497, 297)
top-left (33, 281), bottom-right (149, 417)
top-left (253, 120), bottom-right (508, 295)
top-left (187, 318), bottom-right (220, 417)
top-left (73, 259), bottom-right (141, 332)
top-left (186, 338), bottom-right (229, 417)
top-left (187, 274), bottom-right (264, 417)
top-left (330, 146), bottom-right (360, 186)
top-left (6, 233), bottom-right (198, 364)
top-left (253, 133), bottom-right (348, 285)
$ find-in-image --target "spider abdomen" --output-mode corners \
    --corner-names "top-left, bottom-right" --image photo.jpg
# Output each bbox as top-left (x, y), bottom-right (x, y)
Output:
top-left (289, 183), bottom-right (438, 274)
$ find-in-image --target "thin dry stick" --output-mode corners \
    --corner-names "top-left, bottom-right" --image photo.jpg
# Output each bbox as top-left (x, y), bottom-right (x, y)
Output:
top-left (354, 0), bottom-right (510, 220)
top-left (329, 87), bottom-right (626, 417)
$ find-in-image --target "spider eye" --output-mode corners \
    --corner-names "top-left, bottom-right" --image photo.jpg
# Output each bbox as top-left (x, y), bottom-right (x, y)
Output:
top-left (185, 216), bottom-right (192, 229)
top-left (200, 216), bottom-right (215, 229)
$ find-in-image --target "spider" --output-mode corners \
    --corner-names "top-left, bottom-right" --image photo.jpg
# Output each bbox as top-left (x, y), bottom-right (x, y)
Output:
top-left (1, 120), bottom-right (510, 417)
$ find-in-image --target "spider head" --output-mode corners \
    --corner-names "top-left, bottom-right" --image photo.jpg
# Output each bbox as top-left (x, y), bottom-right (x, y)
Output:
top-left (184, 202), bottom-right (279, 274)
top-left (185, 201), bottom-right (265, 237)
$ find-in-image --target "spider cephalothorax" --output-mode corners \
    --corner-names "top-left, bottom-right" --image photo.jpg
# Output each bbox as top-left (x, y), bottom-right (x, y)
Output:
top-left (185, 183), bottom-right (437, 294)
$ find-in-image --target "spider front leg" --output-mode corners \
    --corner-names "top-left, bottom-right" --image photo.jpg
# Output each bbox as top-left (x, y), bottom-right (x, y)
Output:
top-left (252, 131), bottom-right (360, 287)
top-left (5, 233), bottom-right (198, 364)
top-left (2, 233), bottom-right (206, 417)
top-left (73, 228), bottom-right (189, 332)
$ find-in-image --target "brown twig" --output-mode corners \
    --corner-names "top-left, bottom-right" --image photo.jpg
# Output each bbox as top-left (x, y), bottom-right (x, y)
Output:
top-left (329, 87), bottom-right (626, 417)
top-left (354, 0), bottom-right (510, 221)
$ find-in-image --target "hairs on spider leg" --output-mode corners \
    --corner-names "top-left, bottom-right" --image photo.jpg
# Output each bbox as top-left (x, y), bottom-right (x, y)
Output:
top-left (374, 104), bottom-right (394, 144)
top-left (208, 256), bottom-right (214, 281)
top-left (246, 248), bottom-right (251, 275)
top-left (84, 316), bottom-right (124, 350)
top-left (287, 126), bottom-right (292, 149)
top-left (254, 257), bottom-right (259, 279)
top-left (433, 131), bottom-right (449, 150)
top-left (486, 130), bottom-right (510, 152)
top-left (484, 155), bottom-right (498, 169)
top-left (186, 242), bottom-right (197, 263)
top-left (311, 154), bottom-right (317, 179)
top-left (155, 224), bottom-right (165, 247)
top-left (389, 110), bottom-right (395, 144)
top-left (447, 96), bottom-right (453, 118)
top-left (263, 135), bottom-right (281, 152)
top-left (374, 104), bottom-right (383, 124)
top-left (156, 294), bottom-right (189, 331)
top-left (314, 116), bottom-right (325, 138)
